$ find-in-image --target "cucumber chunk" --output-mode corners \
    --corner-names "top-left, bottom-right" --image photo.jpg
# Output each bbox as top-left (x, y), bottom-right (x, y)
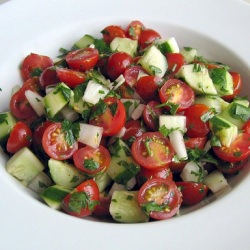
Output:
top-left (138, 45), bottom-right (168, 77)
top-left (180, 47), bottom-right (198, 63)
top-left (40, 185), bottom-right (72, 209)
top-left (109, 190), bottom-right (149, 223)
top-left (110, 37), bottom-right (138, 57)
top-left (48, 158), bottom-right (86, 188)
top-left (157, 37), bottom-right (180, 54)
top-left (175, 64), bottom-right (217, 95)
top-left (72, 34), bottom-right (94, 50)
top-left (28, 171), bottom-right (52, 194)
top-left (6, 147), bottom-right (45, 186)
top-left (0, 112), bottom-right (16, 143)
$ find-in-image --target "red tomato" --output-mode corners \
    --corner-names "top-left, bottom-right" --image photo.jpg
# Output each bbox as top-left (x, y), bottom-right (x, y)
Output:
top-left (184, 104), bottom-right (210, 137)
top-left (123, 65), bottom-right (146, 87)
top-left (42, 122), bottom-right (78, 160)
top-left (126, 20), bottom-right (145, 40)
top-left (62, 179), bottom-right (100, 218)
top-left (169, 160), bottom-right (187, 173)
top-left (165, 53), bottom-right (185, 78)
top-left (136, 166), bottom-right (173, 187)
top-left (138, 178), bottom-right (182, 220)
top-left (243, 120), bottom-right (250, 134)
top-left (143, 100), bottom-right (163, 131)
top-left (122, 120), bottom-right (145, 142)
top-left (213, 133), bottom-right (250, 163)
top-left (217, 159), bottom-right (247, 174)
top-left (101, 25), bottom-right (126, 44)
top-left (139, 28), bottom-right (161, 50)
top-left (21, 53), bottom-right (53, 81)
top-left (117, 84), bottom-right (134, 99)
top-left (92, 193), bottom-right (111, 218)
top-left (56, 68), bottom-right (86, 88)
top-left (131, 132), bottom-right (175, 170)
top-left (184, 136), bottom-right (207, 149)
top-left (6, 121), bottom-right (32, 154)
top-left (73, 145), bottom-right (111, 175)
top-left (107, 52), bottom-right (133, 80)
top-left (89, 96), bottom-right (126, 136)
top-left (222, 72), bottom-right (242, 101)
top-left (176, 182), bottom-right (209, 206)
top-left (39, 66), bottom-right (59, 89)
top-left (159, 79), bottom-right (195, 113)
top-left (65, 48), bottom-right (99, 72)
top-left (135, 75), bottom-right (162, 102)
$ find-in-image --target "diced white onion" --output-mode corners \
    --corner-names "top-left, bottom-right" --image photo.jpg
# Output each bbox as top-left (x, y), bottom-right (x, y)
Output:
top-left (60, 106), bottom-right (79, 122)
top-left (126, 177), bottom-right (137, 190)
top-left (180, 161), bottom-right (203, 182)
top-left (78, 123), bottom-right (103, 148)
top-left (24, 90), bottom-right (45, 116)
top-left (114, 126), bottom-right (126, 138)
top-left (112, 74), bottom-right (125, 90)
top-left (121, 98), bottom-right (140, 119)
top-left (169, 130), bottom-right (188, 160)
top-left (82, 80), bottom-right (109, 105)
top-left (45, 85), bottom-right (56, 94)
top-left (131, 104), bottom-right (146, 120)
top-left (159, 115), bottom-right (186, 133)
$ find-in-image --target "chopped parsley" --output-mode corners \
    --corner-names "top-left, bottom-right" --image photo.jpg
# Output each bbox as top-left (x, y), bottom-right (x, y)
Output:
top-left (61, 120), bottom-right (80, 146)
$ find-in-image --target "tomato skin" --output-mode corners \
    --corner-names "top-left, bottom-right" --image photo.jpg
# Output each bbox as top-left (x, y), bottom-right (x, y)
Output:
top-left (101, 25), bottom-right (126, 44)
top-left (73, 145), bottom-right (111, 175)
top-left (139, 28), bottom-right (161, 50)
top-left (243, 120), bottom-right (250, 134)
top-left (62, 179), bottom-right (100, 218)
top-left (39, 66), bottom-right (59, 89)
top-left (184, 104), bottom-right (210, 137)
top-left (65, 48), bottom-right (99, 72)
top-left (143, 101), bottom-right (163, 131)
top-left (92, 193), bottom-right (111, 218)
top-left (107, 52), bottom-right (133, 80)
top-left (21, 53), bottom-right (53, 81)
top-left (165, 53), bottom-right (185, 78)
top-left (42, 123), bottom-right (78, 160)
top-left (222, 72), bottom-right (242, 101)
top-left (33, 120), bottom-right (54, 147)
top-left (135, 75), bottom-right (162, 102)
top-left (159, 79), bottom-right (195, 113)
top-left (213, 133), bottom-right (250, 163)
top-left (6, 121), bottom-right (32, 154)
top-left (89, 97), bottom-right (126, 136)
top-left (123, 65), bottom-right (146, 87)
top-left (56, 68), bottom-right (86, 88)
top-left (122, 120), bottom-right (145, 142)
top-left (176, 182), bottom-right (209, 206)
top-left (184, 136), bottom-right (207, 149)
top-left (138, 178), bottom-right (182, 220)
top-left (126, 20), bottom-right (145, 40)
top-left (131, 132), bottom-right (175, 170)
top-left (217, 159), bottom-right (247, 174)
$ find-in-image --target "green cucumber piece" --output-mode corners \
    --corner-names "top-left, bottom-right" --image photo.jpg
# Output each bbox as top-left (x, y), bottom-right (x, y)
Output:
top-left (109, 190), bottom-right (149, 223)
top-left (6, 147), bottom-right (45, 186)
top-left (209, 68), bottom-right (234, 96)
top-left (44, 83), bottom-right (73, 118)
top-left (107, 138), bottom-right (140, 185)
top-left (72, 34), bottom-right (94, 50)
top-left (28, 171), bottom-right (52, 194)
top-left (157, 37), bottom-right (179, 54)
top-left (94, 171), bottom-right (112, 192)
top-left (209, 115), bottom-right (238, 147)
top-left (180, 47), bottom-right (198, 63)
top-left (110, 37), bottom-right (138, 57)
top-left (48, 158), bottom-right (86, 188)
top-left (40, 185), bottom-right (71, 209)
top-left (138, 45), bottom-right (168, 77)
top-left (0, 112), bottom-right (16, 143)
top-left (175, 64), bottom-right (217, 95)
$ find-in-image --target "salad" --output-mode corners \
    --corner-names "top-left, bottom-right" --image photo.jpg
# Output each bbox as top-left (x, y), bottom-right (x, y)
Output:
top-left (0, 20), bottom-right (250, 223)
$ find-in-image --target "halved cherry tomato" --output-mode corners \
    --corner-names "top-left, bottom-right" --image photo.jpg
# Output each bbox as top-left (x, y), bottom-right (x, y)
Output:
top-left (222, 71), bottom-right (242, 101)
top-left (92, 192), bottom-right (111, 218)
top-left (21, 53), bottom-right (53, 81)
top-left (138, 178), bottom-right (182, 220)
top-left (42, 122), bottom-right (78, 160)
top-left (101, 25), bottom-right (126, 44)
top-left (217, 159), bottom-right (247, 174)
top-left (143, 100), bottom-right (163, 131)
top-left (122, 120), bottom-right (145, 143)
top-left (131, 132), bottom-right (175, 170)
top-left (213, 133), bottom-right (250, 163)
top-left (73, 145), bottom-right (111, 175)
top-left (136, 166), bottom-right (173, 187)
top-left (184, 104), bottom-right (210, 137)
top-left (56, 68), bottom-right (86, 88)
top-left (89, 96), bottom-right (126, 136)
top-left (159, 79), bottom-right (195, 113)
top-left (107, 52), bottom-right (133, 80)
top-left (135, 75), bottom-right (162, 102)
top-left (6, 121), bottom-right (32, 154)
top-left (184, 136), bottom-right (207, 149)
top-left (176, 181), bottom-right (209, 206)
top-left (123, 65), bottom-right (146, 87)
top-left (65, 48), bottom-right (99, 72)
top-left (126, 20), bottom-right (145, 40)
top-left (243, 120), bottom-right (250, 134)
top-left (165, 53), bottom-right (185, 78)
top-left (39, 66), bottom-right (59, 89)
top-left (139, 28), bottom-right (161, 50)
top-left (62, 179), bottom-right (100, 218)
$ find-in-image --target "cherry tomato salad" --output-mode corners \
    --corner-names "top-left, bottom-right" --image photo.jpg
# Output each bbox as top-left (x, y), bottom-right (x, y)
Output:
top-left (1, 20), bottom-right (250, 223)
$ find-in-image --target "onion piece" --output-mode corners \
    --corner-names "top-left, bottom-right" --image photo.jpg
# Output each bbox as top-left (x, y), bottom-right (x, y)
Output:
top-left (131, 104), bottom-right (146, 120)
top-left (60, 106), bottom-right (79, 122)
top-left (25, 90), bottom-right (45, 116)
top-left (169, 130), bottom-right (188, 160)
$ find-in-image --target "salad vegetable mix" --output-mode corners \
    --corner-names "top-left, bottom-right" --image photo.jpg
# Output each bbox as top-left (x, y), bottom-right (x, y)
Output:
top-left (1, 20), bottom-right (250, 223)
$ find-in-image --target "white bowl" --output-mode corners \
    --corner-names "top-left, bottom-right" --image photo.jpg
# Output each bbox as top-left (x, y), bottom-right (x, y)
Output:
top-left (0, 0), bottom-right (250, 249)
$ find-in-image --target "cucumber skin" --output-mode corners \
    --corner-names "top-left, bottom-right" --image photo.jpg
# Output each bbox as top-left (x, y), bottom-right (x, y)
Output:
top-left (0, 112), bottom-right (16, 143)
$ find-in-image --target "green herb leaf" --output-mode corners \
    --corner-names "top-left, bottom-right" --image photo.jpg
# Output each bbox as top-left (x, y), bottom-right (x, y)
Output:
top-left (89, 99), bottom-right (107, 120)
top-left (61, 120), bottom-right (80, 146)
top-left (84, 158), bottom-right (100, 171)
